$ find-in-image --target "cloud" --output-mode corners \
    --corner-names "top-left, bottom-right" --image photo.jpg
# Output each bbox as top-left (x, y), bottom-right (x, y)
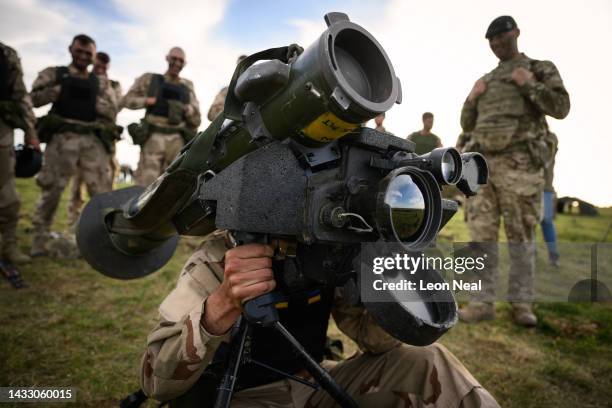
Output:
top-left (2, 0), bottom-right (611, 205)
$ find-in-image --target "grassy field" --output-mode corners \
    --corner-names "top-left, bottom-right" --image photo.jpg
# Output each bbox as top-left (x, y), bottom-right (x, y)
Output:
top-left (1, 178), bottom-right (611, 407)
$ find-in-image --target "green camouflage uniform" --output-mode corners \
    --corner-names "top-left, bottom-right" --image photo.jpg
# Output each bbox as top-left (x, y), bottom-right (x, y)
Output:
top-left (207, 87), bottom-right (228, 122)
top-left (460, 53), bottom-right (570, 302)
top-left (543, 130), bottom-right (558, 193)
top-left (122, 73), bottom-right (201, 186)
top-left (141, 231), bottom-right (499, 407)
top-left (406, 131), bottom-right (443, 155)
top-left (0, 43), bottom-right (37, 260)
top-left (30, 64), bottom-right (119, 253)
top-left (67, 76), bottom-right (123, 225)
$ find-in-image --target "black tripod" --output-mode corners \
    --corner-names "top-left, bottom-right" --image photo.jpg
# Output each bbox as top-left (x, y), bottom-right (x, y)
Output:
top-left (213, 292), bottom-right (358, 408)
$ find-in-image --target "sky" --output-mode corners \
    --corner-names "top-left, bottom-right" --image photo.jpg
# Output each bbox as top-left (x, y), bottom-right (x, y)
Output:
top-left (1, 0), bottom-right (611, 206)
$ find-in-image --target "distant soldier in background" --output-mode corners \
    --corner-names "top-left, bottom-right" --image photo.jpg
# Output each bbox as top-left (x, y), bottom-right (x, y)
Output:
top-left (459, 16), bottom-right (570, 326)
top-left (406, 112), bottom-right (443, 155)
top-left (30, 34), bottom-right (119, 257)
top-left (123, 47), bottom-right (201, 186)
top-left (374, 112), bottom-right (388, 133)
top-left (207, 55), bottom-right (247, 121)
top-left (67, 51), bottom-right (123, 226)
top-left (0, 42), bottom-right (39, 264)
top-left (540, 130), bottom-right (560, 267)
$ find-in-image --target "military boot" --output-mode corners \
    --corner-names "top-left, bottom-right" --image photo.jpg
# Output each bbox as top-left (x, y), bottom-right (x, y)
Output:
top-left (512, 303), bottom-right (537, 327)
top-left (30, 234), bottom-right (48, 257)
top-left (458, 301), bottom-right (495, 323)
top-left (2, 242), bottom-right (31, 264)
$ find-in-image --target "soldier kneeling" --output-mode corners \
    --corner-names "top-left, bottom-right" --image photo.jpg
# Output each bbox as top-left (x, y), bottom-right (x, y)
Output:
top-left (140, 231), bottom-right (500, 407)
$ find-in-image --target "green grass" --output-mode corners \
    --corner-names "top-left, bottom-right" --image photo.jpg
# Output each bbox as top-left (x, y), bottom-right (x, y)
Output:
top-left (1, 178), bottom-right (611, 407)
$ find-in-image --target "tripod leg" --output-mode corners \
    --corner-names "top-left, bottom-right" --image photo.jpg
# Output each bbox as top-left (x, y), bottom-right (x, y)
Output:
top-left (213, 316), bottom-right (249, 408)
top-left (273, 322), bottom-right (358, 408)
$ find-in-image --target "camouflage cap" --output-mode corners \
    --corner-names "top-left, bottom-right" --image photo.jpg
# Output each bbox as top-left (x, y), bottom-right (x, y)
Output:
top-left (485, 15), bottom-right (518, 39)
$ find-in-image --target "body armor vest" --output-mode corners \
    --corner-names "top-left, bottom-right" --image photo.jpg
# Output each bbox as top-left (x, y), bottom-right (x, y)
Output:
top-left (51, 66), bottom-right (98, 122)
top-left (146, 74), bottom-right (190, 117)
top-left (473, 57), bottom-right (540, 153)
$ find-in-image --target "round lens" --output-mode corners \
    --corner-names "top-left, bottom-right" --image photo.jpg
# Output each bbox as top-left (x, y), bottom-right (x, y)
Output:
top-left (441, 152), bottom-right (456, 183)
top-left (384, 174), bottom-right (425, 241)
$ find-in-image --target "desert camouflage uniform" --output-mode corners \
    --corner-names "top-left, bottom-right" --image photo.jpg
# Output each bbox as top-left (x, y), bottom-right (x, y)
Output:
top-left (30, 64), bottom-right (118, 253)
top-left (67, 76), bottom-right (122, 226)
top-left (123, 73), bottom-right (201, 186)
top-left (141, 231), bottom-right (499, 407)
top-left (460, 53), bottom-right (570, 302)
top-left (0, 43), bottom-right (37, 260)
top-left (406, 131), bottom-right (443, 155)
top-left (207, 87), bottom-right (227, 122)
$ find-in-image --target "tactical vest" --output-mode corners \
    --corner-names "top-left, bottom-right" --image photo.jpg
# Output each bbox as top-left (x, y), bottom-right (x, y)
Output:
top-left (472, 57), bottom-right (541, 153)
top-left (50, 66), bottom-right (98, 122)
top-left (0, 45), bottom-right (10, 101)
top-left (146, 74), bottom-right (190, 117)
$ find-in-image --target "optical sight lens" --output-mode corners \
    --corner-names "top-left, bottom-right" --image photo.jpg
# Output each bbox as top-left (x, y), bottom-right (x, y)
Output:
top-left (441, 151), bottom-right (457, 183)
top-left (384, 174), bottom-right (426, 241)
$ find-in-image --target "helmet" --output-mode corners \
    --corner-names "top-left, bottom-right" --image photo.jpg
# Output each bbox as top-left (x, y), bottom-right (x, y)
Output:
top-left (14, 144), bottom-right (43, 178)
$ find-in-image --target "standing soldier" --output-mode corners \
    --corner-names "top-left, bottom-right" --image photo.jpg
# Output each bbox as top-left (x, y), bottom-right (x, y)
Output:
top-left (0, 42), bottom-right (39, 264)
top-left (123, 47), bottom-right (201, 186)
top-left (406, 112), bottom-right (443, 155)
top-left (67, 51), bottom-right (123, 226)
top-left (207, 55), bottom-right (247, 121)
top-left (540, 130), bottom-right (560, 267)
top-left (30, 34), bottom-right (119, 257)
top-left (459, 16), bottom-right (570, 326)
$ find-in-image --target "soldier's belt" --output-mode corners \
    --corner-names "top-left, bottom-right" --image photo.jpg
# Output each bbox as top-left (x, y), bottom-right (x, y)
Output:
top-left (147, 122), bottom-right (184, 135)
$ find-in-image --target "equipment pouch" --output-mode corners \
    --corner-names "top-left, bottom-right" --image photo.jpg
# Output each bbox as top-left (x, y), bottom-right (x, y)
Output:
top-left (35, 113), bottom-right (64, 144)
top-left (167, 100), bottom-right (184, 125)
top-left (0, 101), bottom-right (26, 130)
top-left (127, 121), bottom-right (150, 146)
top-left (96, 124), bottom-right (123, 154)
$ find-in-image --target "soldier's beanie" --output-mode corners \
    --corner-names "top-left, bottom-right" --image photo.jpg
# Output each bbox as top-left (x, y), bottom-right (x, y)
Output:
top-left (485, 16), bottom-right (518, 39)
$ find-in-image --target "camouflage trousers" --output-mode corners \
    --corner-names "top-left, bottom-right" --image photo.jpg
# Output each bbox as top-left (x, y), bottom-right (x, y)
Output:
top-left (136, 132), bottom-right (184, 186)
top-left (0, 120), bottom-right (20, 251)
top-left (67, 152), bottom-right (117, 226)
top-left (231, 345), bottom-right (499, 407)
top-left (466, 150), bottom-right (544, 302)
top-left (32, 131), bottom-right (111, 242)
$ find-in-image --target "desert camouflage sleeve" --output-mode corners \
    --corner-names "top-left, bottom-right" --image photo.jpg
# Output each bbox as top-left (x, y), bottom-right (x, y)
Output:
top-left (183, 79), bottom-right (201, 129)
top-left (30, 66), bottom-right (60, 108)
top-left (520, 60), bottom-right (570, 119)
top-left (111, 80), bottom-right (123, 112)
top-left (121, 73), bottom-right (151, 110)
top-left (207, 87), bottom-right (228, 122)
top-left (331, 289), bottom-right (401, 354)
top-left (141, 233), bottom-right (230, 402)
top-left (4, 47), bottom-right (36, 134)
top-left (96, 76), bottom-right (119, 122)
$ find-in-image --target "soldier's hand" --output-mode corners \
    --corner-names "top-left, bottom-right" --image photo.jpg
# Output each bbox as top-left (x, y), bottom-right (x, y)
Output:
top-left (25, 134), bottom-right (40, 150)
top-left (467, 78), bottom-right (487, 102)
top-left (145, 96), bottom-right (157, 106)
top-left (511, 67), bottom-right (534, 87)
top-left (201, 244), bottom-right (275, 335)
